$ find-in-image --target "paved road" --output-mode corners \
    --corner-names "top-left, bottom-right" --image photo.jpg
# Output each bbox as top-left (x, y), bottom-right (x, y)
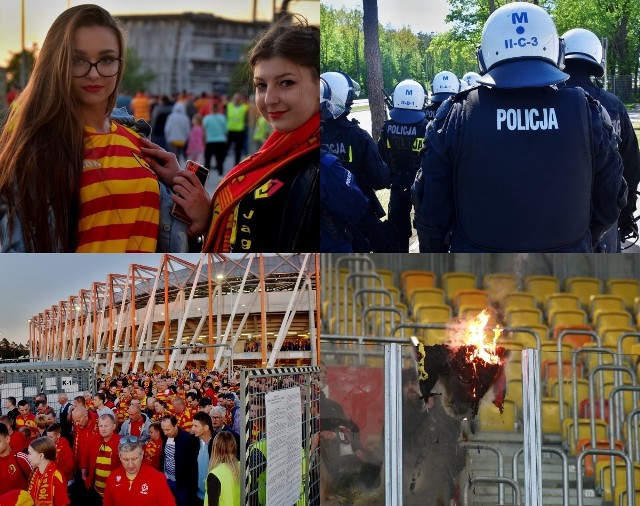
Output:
top-left (350, 101), bottom-right (640, 253)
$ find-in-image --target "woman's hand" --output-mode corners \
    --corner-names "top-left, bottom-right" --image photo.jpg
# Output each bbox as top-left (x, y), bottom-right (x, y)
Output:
top-left (172, 170), bottom-right (213, 236)
top-left (139, 137), bottom-right (181, 186)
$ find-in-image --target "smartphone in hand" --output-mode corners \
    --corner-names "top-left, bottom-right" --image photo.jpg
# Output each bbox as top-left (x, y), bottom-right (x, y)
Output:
top-left (171, 160), bottom-right (209, 224)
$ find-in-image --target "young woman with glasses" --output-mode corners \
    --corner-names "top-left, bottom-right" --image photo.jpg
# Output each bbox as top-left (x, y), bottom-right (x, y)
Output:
top-left (142, 14), bottom-right (319, 252)
top-left (0, 4), bottom-right (187, 252)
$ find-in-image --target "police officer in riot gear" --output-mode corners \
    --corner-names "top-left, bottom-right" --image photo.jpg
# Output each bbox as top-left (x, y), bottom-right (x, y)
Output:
top-left (562, 28), bottom-right (640, 251)
top-left (412, 2), bottom-right (626, 253)
top-left (320, 71), bottom-right (398, 252)
top-left (425, 71), bottom-right (461, 123)
top-left (377, 79), bottom-right (428, 252)
top-left (320, 78), bottom-right (370, 252)
top-left (461, 71), bottom-right (482, 89)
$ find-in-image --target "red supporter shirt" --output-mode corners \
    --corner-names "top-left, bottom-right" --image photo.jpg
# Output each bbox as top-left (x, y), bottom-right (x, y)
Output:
top-left (55, 438), bottom-right (75, 484)
top-left (173, 409), bottom-right (193, 432)
top-left (15, 414), bottom-right (36, 431)
top-left (143, 439), bottom-right (163, 471)
top-left (9, 430), bottom-right (28, 454)
top-left (27, 461), bottom-right (70, 506)
top-left (103, 464), bottom-right (176, 506)
top-left (129, 419), bottom-right (144, 437)
top-left (73, 417), bottom-right (98, 471)
top-left (0, 451), bottom-right (32, 495)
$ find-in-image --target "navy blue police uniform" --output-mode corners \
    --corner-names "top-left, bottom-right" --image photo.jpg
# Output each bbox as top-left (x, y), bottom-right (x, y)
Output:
top-left (424, 102), bottom-right (441, 124)
top-left (322, 115), bottom-right (398, 252)
top-left (412, 86), bottom-right (627, 252)
top-left (320, 148), bottom-right (370, 252)
top-left (378, 113), bottom-right (428, 251)
top-left (565, 71), bottom-right (640, 251)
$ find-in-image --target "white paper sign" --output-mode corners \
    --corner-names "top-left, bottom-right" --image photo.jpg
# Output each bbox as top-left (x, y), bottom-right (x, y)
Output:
top-left (265, 387), bottom-right (302, 506)
top-left (24, 387), bottom-right (37, 397)
top-left (45, 377), bottom-right (57, 391)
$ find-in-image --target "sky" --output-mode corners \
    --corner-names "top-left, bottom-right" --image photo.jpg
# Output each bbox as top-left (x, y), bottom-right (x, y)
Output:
top-left (321, 0), bottom-right (451, 34)
top-left (0, 254), bottom-right (201, 345)
top-left (0, 0), bottom-right (320, 66)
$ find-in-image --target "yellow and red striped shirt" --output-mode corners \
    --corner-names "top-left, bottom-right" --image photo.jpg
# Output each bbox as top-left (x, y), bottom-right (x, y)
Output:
top-left (77, 121), bottom-right (160, 252)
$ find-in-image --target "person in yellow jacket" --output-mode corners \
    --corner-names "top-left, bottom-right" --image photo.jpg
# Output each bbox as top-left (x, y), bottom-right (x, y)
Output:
top-left (204, 432), bottom-right (240, 506)
top-left (225, 93), bottom-right (249, 165)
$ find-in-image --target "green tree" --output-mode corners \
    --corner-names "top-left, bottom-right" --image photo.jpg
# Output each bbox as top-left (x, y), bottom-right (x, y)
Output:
top-left (5, 47), bottom-right (37, 88)
top-left (120, 47), bottom-right (156, 94)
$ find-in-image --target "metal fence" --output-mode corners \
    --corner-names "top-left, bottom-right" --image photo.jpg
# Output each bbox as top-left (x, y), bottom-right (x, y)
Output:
top-left (0, 360), bottom-right (94, 409)
top-left (604, 75), bottom-right (637, 102)
top-left (240, 366), bottom-right (320, 505)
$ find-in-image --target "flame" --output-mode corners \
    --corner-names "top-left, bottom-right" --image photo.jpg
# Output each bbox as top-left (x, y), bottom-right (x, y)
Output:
top-left (450, 309), bottom-right (502, 365)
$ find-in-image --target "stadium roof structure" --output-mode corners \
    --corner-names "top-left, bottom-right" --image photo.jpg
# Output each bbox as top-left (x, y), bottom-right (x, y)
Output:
top-left (28, 254), bottom-right (319, 374)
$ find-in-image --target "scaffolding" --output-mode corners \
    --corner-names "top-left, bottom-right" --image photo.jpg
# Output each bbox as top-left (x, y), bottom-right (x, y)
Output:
top-left (28, 254), bottom-right (320, 374)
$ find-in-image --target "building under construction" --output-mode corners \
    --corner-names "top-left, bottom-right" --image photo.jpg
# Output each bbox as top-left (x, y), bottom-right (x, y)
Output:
top-left (28, 254), bottom-right (319, 374)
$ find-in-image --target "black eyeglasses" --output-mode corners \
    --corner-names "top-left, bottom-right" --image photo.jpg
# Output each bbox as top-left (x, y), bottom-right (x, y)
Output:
top-left (72, 57), bottom-right (122, 78)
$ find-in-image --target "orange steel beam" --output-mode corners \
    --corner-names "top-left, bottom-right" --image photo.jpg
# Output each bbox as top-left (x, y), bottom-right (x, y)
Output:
top-left (164, 255), bottom-right (170, 370)
top-left (108, 275), bottom-right (115, 367)
top-left (259, 254), bottom-right (267, 368)
top-left (80, 289), bottom-right (90, 359)
top-left (315, 253), bottom-right (321, 364)
top-left (207, 255), bottom-right (214, 370)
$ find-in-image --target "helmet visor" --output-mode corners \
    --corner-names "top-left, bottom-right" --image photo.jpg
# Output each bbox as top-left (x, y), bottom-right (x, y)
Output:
top-left (321, 92), bottom-right (347, 120)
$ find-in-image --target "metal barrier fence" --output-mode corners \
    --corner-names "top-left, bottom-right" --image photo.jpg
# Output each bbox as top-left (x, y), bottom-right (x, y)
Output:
top-left (240, 366), bottom-right (320, 505)
top-left (0, 360), bottom-right (94, 409)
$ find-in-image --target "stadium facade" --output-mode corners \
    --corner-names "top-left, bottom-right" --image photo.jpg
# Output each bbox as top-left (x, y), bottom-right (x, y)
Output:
top-left (29, 254), bottom-right (318, 374)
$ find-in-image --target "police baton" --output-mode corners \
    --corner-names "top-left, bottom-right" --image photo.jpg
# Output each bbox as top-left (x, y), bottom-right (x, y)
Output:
top-left (383, 88), bottom-right (393, 111)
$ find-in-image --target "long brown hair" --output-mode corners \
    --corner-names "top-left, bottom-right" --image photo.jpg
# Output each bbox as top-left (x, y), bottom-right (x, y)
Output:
top-left (0, 4), bottom-right (126, 251)
top-left (208, 431), bottom-right (240, 484)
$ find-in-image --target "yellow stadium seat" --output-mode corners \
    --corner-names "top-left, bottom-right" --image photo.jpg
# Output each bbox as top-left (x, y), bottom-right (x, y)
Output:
top-left (505, 360), bottom-right (522, 381)
top-left (483, 273), bottom-right (518, 304)
top-left (507, 307), bottom-right (543, 327)
top-left (401, 270), bottom-right (435, 304)
top-left (595, 310), bottom-right (633, 334)
top-left (506, 378), bottom-right (523, 412)
top-left (502, 291), bottom-right (537, 313)
top-left (553, 325), bottom-right (597, 350)
top-left (478, 399), bottom-right (517, 433)
top-left (562, 417), bottom-right (607, 455)
top-left (615, 488), bottom-right (640, 506)
top-left (375, 269), bottom-right (395, 289)
top-left (416, 303), bottom-right (452, 323)
top-left (550, 309), bottom-right (588, 329)
top-left (580, 343), bottom-right (617, 371)
top-left (596, 461), bottom-right (640, 502)
top-left (546, 293), bottom-right (581, 321)
top-left (548, 378), bottom-right (589, 411)
top-left (454, 289), bottom-right (490, 312)
top-left (541, 398), bottom-right (568, 435)
top-left (601, 327), bottom-right (638, 353)
top-left (590, 295), bottom-right (626, 321)
top-left (606, 279), bottom-right (640, 310)
top-left (507, 323), bottom-right (548, 349)
top-left (565, 276), bottom-right (602, 308)
top-left (540, 342), bottom-right (573, 363)
top-left (441, 272), bottom-right (476, 304)
top-left (525, 275), bottom-right (560, 306)
top-left (412, 288), bottom-right (446, 313)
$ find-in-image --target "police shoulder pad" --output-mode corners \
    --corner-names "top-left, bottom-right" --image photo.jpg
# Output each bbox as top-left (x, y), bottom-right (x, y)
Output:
top-left (434, 96), bottom-right (455, 121)
top-left (579, 87), bottom-right (613, 129)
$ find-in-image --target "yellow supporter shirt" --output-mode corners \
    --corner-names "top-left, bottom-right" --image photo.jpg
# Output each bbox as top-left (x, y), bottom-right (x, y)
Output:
top-left (77, 122), bottom-right (160, 252)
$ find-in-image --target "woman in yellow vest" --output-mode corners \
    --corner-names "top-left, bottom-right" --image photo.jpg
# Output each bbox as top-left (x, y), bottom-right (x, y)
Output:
top-left (141, 14), bottom-right (319, 252)
top-left (204, 431), bottom-right (240, 506)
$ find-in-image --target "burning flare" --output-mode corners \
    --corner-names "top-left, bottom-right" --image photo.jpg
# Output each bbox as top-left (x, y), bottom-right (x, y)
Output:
top-left (449, 309), bottom-right (503, 367)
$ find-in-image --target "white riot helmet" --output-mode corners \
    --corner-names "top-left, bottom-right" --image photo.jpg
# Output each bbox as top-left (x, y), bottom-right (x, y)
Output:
top-left (562, 28), bottom-right (604, 77)
top-left (431, 71), bottom-right (461, 103)
top-left (390, 79), bottom-right (426, 123)
top-left (476, 2), bottom-right (568, 88)
top-left (319, 71), bottom-right (361, 118)
top-left (462, 71), bottom-right (482, 88)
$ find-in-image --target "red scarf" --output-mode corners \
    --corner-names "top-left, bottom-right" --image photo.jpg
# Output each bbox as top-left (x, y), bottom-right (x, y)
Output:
top-left (28, 461), bottom-right (57, 506)
top-left (203, 113), bottom-right (320, 251)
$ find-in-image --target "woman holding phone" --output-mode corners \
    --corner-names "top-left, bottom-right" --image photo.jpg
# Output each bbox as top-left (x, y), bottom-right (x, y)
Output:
top-left (142, 14), bottom-right (319, 252)
top-left (0, 4), bottom-right (188, 252)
